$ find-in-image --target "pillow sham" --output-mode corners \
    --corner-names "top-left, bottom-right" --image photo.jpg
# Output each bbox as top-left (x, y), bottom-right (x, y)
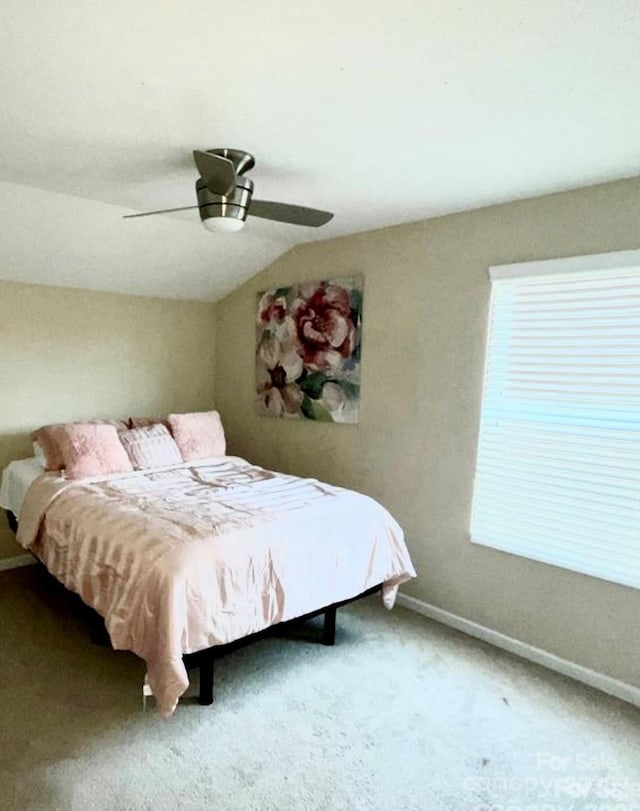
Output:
top-left (118, 424), bottom-right (183, 470)
top-left (32, 419), bottom-right (130, 471)
top-left (167, 410), bottom-right (226, 462)
top-left (32, 425), bottom-right (66, 471)
top-left (56, 423), bottom-right (133, 480)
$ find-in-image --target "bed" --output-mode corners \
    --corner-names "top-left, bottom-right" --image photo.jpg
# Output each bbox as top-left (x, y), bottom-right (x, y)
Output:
top-left (1, 453), bottom-right (416, 717)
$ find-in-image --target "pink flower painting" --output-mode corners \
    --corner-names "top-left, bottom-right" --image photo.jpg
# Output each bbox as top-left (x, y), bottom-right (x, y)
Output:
top-left (256, 277), bottom-right (363, 422)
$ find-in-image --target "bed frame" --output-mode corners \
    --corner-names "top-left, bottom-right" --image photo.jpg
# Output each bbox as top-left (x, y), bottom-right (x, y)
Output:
top-left (184, 584), bottom-right (380, 705)
top-left (6, 509), bottom-right (380, 706)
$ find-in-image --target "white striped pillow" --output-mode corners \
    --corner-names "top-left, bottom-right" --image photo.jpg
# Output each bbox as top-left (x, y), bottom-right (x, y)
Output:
top-left (118, 424), bottom-right (183, 470)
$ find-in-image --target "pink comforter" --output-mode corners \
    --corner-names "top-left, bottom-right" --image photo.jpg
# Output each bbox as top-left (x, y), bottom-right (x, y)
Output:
top-left (17, 456), bottom-right (416, 716)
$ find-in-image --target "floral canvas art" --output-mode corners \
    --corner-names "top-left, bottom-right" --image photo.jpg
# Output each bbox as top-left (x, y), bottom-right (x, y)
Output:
top-left (256, 277), bottom-right (363, 422)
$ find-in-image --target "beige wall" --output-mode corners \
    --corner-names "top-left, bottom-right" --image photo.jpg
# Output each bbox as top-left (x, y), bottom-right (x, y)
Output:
top-left (0, 280), bottom-right (217, 559)
top-left (215, 176), bottom-right (640, 687)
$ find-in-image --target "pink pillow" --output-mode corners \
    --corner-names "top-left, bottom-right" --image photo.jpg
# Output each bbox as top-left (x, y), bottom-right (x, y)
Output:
top-left (33, 426), bottom-right (66, 471)
top-left (56, 424), bottom-right (133, 480)
top-left (119, 425), bottom-right (183, 470)
top-left (168, 411), bottom-right (226, 462)
top-left (33, 419), bottom-right (130, 471)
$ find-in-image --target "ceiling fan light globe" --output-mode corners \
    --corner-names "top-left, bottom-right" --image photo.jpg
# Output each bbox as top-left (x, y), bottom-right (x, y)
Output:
top-left (202, 217), bottom-right (245, 233)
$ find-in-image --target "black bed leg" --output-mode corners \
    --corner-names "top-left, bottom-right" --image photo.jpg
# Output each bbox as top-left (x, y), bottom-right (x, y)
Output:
top-left (198, 651), bottom-right (215, 705)
top-left (322, 605), bottom-right (337, 646)
top-left (6, 511), bottom-right (18, 535)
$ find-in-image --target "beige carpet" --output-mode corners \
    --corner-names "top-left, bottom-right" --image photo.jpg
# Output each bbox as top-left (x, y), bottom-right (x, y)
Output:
top-left (1, 565), bottom-right (639, 811)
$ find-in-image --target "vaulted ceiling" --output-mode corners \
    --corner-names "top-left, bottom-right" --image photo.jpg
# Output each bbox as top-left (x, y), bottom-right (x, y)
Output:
top-left (2, 1), bottom-right (639, 301)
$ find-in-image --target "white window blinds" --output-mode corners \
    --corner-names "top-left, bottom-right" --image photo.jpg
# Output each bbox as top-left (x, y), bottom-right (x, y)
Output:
top-left (470, 250), bottom-right (640, 590)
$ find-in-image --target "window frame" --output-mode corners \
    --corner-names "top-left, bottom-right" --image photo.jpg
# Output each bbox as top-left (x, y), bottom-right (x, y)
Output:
top-left (470, 248), bottom-right (640, 590)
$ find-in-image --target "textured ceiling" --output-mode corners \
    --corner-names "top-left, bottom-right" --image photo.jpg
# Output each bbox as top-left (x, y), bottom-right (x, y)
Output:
top-left (1, 1), bottom-right (639, 301)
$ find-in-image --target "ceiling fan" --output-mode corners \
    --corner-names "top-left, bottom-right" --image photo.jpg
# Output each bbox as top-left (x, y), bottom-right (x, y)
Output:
top-left (123, 148), bottom-right (334, 233)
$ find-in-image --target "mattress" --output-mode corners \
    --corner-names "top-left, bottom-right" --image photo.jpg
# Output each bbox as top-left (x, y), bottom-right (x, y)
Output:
top-left (0, 457), bottom-right (45, 517)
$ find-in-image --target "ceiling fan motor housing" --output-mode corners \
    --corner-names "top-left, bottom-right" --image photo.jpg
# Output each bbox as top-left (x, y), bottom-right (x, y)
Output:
top-left (196, 175), bottom-right (253, 226)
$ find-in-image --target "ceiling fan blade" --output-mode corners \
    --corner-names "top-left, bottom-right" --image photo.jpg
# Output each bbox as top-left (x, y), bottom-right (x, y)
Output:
top-left (123, 205), bottom-right (199, 219)
top-left (193, 150), bottom-right (236, 196)
top-left (249, 200), bottom-right (334, 227)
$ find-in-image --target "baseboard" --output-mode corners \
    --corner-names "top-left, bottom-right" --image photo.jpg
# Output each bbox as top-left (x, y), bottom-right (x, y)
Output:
top-left (396, 592), bottom-right (640, 709)
top-left (0, 554), bottom-right (37, 573)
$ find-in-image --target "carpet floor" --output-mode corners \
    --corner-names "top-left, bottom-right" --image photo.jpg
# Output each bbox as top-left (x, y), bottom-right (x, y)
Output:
top-left (1, 565), bottom-right (639, 811)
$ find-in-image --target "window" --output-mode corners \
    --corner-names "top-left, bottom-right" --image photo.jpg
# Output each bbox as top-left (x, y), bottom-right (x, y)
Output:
top-left (470, 249), bottom-right (640, 589)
